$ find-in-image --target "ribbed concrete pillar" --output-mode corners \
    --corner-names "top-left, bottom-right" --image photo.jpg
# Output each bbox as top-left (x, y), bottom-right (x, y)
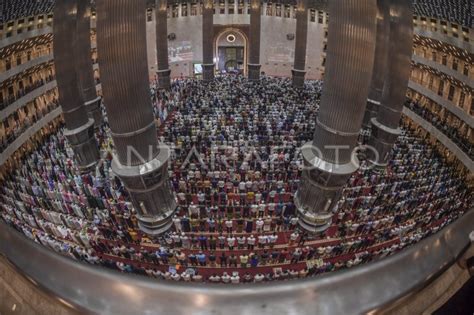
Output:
top-left (156, 0), bottom-right (171, 89)
top-left (362, 0), bottom-right (390, 128)
top-left (202, 0), bottom-right (214, 82)
top-left (53, 0), bottom-right (99, 172)
top-left (96, 0), bottom-right (177, 235)
top-left (368, 0), bottom-right (413, 167)
top-left (295, 0), bottom-right (377, 233)
top-left (76, 0), bottom-right (102, 129)
top-left (247, 0), bottom-right (261, 80)
top-left (292, 0), bottom-right (308, 88)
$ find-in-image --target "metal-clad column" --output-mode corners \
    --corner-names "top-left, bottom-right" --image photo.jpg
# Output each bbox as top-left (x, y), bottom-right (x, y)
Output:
top-left (76, 0), bottom-right (102, 129)
top-left (96, 0), bottom-right (176, 235)
top-left (292, 0), bottom-right (308, 88)
top-left (156, 0), bottom-right (171, 89)
top-left (202, 0), bottom-right (215, 81)
top-left (362, 0), bottom-right (390, 128)
top-left (53, 0), bottom-right (99, 171)
top-left (247, 0), bottom-right (261, 80)
top-left (295, 0), bottom-right (377, 233)
top-left (368, 0), bottom-right (413, 167)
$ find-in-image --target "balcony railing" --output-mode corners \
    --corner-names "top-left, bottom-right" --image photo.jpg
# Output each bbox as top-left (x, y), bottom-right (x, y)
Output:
top-left (0, 100), bottom-right (60, 154)
top-left (408, 80), bottom-right (474, 128)
top-left (0, 75), bottom-right (55, 112)
top-left (0, 25), bottom-right (52, 50)
top-left (0, 106), bottom-right (62, 165)
top-left (413, 28), bottom-right (473, 52)
top-left (411, 54), bottom-right (474, 89)
top-left (0, 54), bottom-right (54, 84)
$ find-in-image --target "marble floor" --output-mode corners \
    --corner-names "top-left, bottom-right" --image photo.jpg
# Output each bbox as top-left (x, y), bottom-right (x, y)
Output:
top-left (0, 256), bottom-right (79, 315)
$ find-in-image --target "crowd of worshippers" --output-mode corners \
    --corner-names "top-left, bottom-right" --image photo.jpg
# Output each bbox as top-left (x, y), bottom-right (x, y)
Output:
top-left (0, 76), bottom-right (471, 284)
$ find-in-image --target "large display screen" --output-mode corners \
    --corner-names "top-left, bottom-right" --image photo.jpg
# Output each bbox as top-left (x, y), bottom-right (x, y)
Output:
top-left (267, 44), bottom-right (294, 63)
top-left (169, 41), bottom-right (194, 62)
top-left (193, 63), bottom-right (203, 74)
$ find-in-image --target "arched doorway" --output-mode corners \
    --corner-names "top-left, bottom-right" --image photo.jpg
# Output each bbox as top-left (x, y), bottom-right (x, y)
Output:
top-left (215, 29), bottom-right (248, 75)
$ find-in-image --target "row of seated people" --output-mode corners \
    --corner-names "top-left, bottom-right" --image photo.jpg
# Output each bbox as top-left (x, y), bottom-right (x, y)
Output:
top-left (0, 98), bottom-right (59, 153)
top-left (405, 99), bottom-right (473, 159)
top-left (110, 249), bottom-right (372, 284)
top-left (0, 76), bottom-right (470, 284)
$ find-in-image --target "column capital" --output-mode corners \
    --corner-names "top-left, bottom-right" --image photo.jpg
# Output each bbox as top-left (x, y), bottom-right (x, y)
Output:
top-left (84, 96), bottom-right (102, 129)
top-left (111, 144), bottom-right (177, 235)
top-left (367, 117), bottom-right (402, 167)
top-left (202, 64), bottom-right (215, 82)
top-left (203, 0), bottom-right (214, 9)
top-left (247, 63), bottom-right (261, 81)
top-left (292, 69), bottom-right (306, 88)
top-left (157, 69), bottom-right (171, 90)
top-left (63, 118), bottom-right (100, 171)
